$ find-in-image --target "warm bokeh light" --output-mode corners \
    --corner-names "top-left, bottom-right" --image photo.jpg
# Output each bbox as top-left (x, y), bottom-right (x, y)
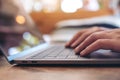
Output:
top-left (83, 0), bottom-right (99, 11)
top-left (41, 0), bottom-right (58, 13)
top-left (16, 15), bottom-right (26, 25)
top-left (33, 1), bottom-right (43, 12)
top-left (20, 0), bottom-right (34, 13)
top-left (61, 0), bottom-right (83, 13)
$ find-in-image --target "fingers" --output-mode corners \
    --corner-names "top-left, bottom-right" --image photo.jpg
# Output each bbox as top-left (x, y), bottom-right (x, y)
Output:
top-left (74, 31), bottom-right (107, 53)
top-left (66, 27), bottom-right (106, 48)
top-left (65, 27), bottom-right (120, 57)
top-left (80, 39), bottom-right (120, 56)
top-left (71, 31), bottom-right (95, 48)
top-left (65, 29), bottom-right (87, 47)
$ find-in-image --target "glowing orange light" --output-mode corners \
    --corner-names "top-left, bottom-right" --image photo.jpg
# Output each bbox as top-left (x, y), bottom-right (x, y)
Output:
top-left (16, 15), bottom-right (26, 24)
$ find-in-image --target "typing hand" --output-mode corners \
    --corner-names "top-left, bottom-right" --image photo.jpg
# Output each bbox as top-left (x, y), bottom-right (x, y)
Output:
top-left (65, 27), bottom-right (120, 56)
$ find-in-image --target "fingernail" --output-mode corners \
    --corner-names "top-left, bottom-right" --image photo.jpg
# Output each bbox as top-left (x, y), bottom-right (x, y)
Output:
top-left (66, 42), bottom-right (69, 45)
top-left (65, 42), bottom-right (70, 46)
top-left (74, 48), bottom-right (79, 53)
top-left (71, 44), bottom-right (76, 48)
top-left (80, 51), bottom-right (85, 56)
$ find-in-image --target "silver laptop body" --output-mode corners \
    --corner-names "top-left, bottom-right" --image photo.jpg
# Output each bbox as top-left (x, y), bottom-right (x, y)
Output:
top-left (1, 1), bottom-right (120, 65)
top-left (1, 24), bottom-right (120, 65)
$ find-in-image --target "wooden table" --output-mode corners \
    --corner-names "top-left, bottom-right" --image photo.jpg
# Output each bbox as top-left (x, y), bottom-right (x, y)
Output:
top-left (0, 55), bottom-right (120, 80)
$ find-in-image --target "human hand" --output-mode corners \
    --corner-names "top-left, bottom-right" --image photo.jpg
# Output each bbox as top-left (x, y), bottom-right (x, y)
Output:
top-left (65, 27), bottom-right (120, 56)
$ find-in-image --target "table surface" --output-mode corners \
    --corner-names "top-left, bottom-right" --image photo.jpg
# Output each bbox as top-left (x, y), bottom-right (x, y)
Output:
top-left (0, 55), bottom-right (120, 80)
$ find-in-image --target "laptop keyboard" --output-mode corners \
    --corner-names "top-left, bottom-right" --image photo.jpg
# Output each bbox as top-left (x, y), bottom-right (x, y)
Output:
top-left (28, 46), bottom-right (83, 59)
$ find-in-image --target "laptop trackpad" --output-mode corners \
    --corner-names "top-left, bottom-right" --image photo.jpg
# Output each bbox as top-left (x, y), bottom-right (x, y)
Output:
top-left (89, 49), bottom-right (120, 59)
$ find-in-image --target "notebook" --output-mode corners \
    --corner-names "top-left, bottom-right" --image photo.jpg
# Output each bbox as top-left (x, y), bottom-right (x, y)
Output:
top-left (1, 26), bottom-right (120, 65)
top-left (1, 16), bottom-right (120, 65)
top-left (0, 1), bottom-right (120, 65)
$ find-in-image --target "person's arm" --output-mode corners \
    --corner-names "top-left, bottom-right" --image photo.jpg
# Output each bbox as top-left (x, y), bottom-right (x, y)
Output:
top-left (65, 27), bottom-right (120, 56)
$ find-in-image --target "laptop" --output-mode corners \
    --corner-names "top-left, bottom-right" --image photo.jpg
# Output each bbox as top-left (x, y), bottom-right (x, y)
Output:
top-left (1, 3), bottom-right (120, 65)
top-left (1, 16), bottom-right (120, 65)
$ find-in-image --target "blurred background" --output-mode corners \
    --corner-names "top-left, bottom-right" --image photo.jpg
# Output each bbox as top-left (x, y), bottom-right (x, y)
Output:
top-left (1, 0), bottom-right (120, 44)
top-left (0, 0), bottom-right (120, 54)
top-left (1, 0), bottom-right (120, 34)
top-left (23, 0), bottom-right (120, 33)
